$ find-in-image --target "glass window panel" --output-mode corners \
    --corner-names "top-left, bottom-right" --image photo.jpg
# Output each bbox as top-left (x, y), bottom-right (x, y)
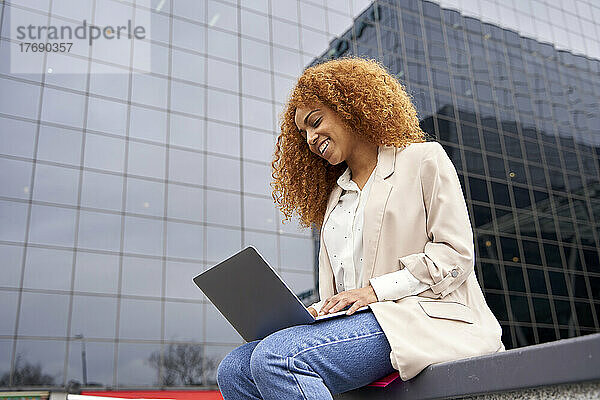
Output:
top-left (280, 236), bottom-right (314, 271)
top-left (242, 97), bottom-right (274, 131)
top-left (0, 244), bottom-right (23, 288)
top-left (0, 200), bottom-right (28, 242)
top-left (70, 295), bottom-right (117, 339)
top-left (206, 189), bottom-right (241, 226)
top-left (0, 117), bottom-right (36, 158)
top-left (280, 270), bottom-right (314, 297)
top-left (301, 28), bottom-right (329, 57)
top-left (243, 129), bottom-right (275, 163)
top-left (241, 66), bottom-right (272, 100)
top-left (86, 98), bottom-right (128, 137)
top-left (78, 210), bottom-right (122, 252)
top-left (206, 120), bottom-right (240, 158)
top-left (123, 215), bottom-right (163, 256)
top-left (166, 221), bottom-right (203, 260)
top-left (92, 1), bottom-right (133, 67)
top-left (173, 19), bottom-right (206, 54)
top-left (510, 295), bottom-right (531, 322)
top-left (74, 251), bottom-right (119, 294)
top-left (28, 204), bottom-right (77, 247)
top-left (168, 148), bottom-right (204, 186)
top-left (67, 341), bottom-right (114, 387)
top-left (119, 298), bottom-right (161, 340)
top-left (243, 196), bottom-right (277, 232)
top-left (133, 41), bottom-right (169, 76)
top-left (126, 177), bottom-right (165, 217)
top-left (272, 46), bottom-right (302, 77)
top-left (207, 28), bottom-right (238, 61)
top-left (207, 0), bottom-right (237, 31)
top-left (131, 73), bottom-right (168, 109)
top-left (33, 164), bottom-right (80, 206)
top-left (299, 2), bottom-right (326, 31)
top-left (485, 292), bottom-right (508, 321)
top-left (18, 292), bottom-right (69, 337)
top-left (0, 291), bottom-right (18, 335)
top-left (205, 304), bottom-right (243, 342)
top-left (244, 231), bottom-right (278, 266)
top-left (37, 125), bottom-right (83, 166)
top-left (207, 88), bottom-right (239, 124)
top-left (14, 340), bottom-right (66, 386)
top-left (0, 77), bottom-right (41, 120)
top-left (207, 57), bottom-right (239, 93)
top-left (206, 155), bottom-right (239, 191)
top-left (167, 183), bottom-right (204, 222)
top-left (127, 141), bottom-right (166, 179)
top-left (89, 63), bottom-right (130, 100)
top-left (272, 18), bottom-right (299, 49)
top-left (273, 73), bottom-right (295, 105)
top-left (81, 170), bottom-right (123, 211)
top-left (129, 105), bottom-right (167, 143)
top-left (243, 161), bottom-right (271, 196)
top-left (172, 0), bottom-right (204, 22)
top-left (41, 88), bottom-right (86, 128)
top-left (121, 255), bottom-right (162, 297)
top-left (169, 114), bottom-right (204, 150)
top-left (165, 260), bottom-right (206, 301)
top-left (278, 213), bottom-right (310, 236)
top-left (84, 134), bottom-right (126, 173)
top-left (205, 226), bottom-right (240, 263)
top-left (504, 265), bottom-right (526, 292)
top-left (532, 298), bottom-right (553, 325)
top-left (241, 8), bottom-right (269, 41)
top-left (116, 342), bottom-right (162, 386)
top-left (171, 81), bottom-right (205, 116)
top-left (527, 268), bottom-right (547, 294)
top-left (46, 54), bottom-right (88, 92)
top-left (50, 0), bottom-right (92, 21)
top-left (171, 48), bottom-right (205, 84)
top-left (23, 247), bottom-right (72, 291)
top-left (241, 37), bottom-right (271, 70)
top-left (0, 158), bottom-right (33, 200)
top-left (491, 182), bottom-right (511, 206)
top-left (164, 301), bottom-right (204, 342)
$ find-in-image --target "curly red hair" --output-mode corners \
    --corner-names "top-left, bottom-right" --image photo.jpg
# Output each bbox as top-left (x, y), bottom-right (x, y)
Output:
top-left (271, 56), bottom-right (429, 230)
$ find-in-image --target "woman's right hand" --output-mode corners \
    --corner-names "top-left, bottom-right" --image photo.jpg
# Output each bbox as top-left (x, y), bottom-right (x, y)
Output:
top-left (307, 306), bottom-right (318, 317)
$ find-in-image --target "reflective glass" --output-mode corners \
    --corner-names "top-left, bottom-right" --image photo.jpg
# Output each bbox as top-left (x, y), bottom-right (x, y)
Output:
top-left (119, 299), bottom-right (162, 340)
top-left (126, 177), bottom-right (165, 217)
top-left (84, 134), bottom-right (126, 173)
top-left (121, 255), bottom-right (162, 297)
top-left (18, 292), bottom-right (69, 337)
top-left (0, 158), bottom-right (33, 200)
top-left (127, 141), bottom-right (166, 180)
top-left (166, 220), bottom-right (204, 260)
top-left (70, 295), bottom-right (117, 339)
top-left (129, 105), bottom-right (168, 143)
top-left (32, 164), bottom-right (80, 206)
top-left (123, 215), bottom-right (163, 256)
top-left (74, 251), bottom-right (119, 294)
top-left (78, 210), bottom-right (122, 252)
top-left (206, 189), bottom-right (241, 226)
top-left (23, 247), bottom-right (73, 291)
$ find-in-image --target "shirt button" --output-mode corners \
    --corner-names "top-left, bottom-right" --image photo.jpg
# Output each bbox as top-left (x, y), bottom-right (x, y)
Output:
top-left (451, 269), bottom-right (459, 278)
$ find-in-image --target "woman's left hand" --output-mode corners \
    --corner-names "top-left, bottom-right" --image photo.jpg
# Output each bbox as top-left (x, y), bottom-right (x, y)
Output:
top-left (319, 284), bottom-right (378, 316)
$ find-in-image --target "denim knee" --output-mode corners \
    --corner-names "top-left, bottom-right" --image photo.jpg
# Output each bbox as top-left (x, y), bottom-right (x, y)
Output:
top-left (217, 348), bottom-right (247, 388)
top-left (249, 339), bottom-right (280, 383)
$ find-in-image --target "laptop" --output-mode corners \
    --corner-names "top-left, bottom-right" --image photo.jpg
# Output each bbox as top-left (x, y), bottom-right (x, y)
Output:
top-left (193, 246), bottom-right (370, 342)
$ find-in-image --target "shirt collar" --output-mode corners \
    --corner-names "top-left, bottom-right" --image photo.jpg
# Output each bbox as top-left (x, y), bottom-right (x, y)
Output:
top-left (336, 146), bottom-right (382, 191)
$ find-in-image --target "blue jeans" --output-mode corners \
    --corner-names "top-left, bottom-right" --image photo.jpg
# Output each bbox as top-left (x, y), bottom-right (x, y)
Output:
top-left (216, 310), bottom-right (395, 399)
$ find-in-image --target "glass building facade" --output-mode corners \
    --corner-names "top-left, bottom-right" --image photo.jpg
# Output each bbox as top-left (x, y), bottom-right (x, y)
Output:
top-left (0, 0), bottom-right (599, 391)
top-left (309, 0), bottom-right (599, 350)
top-left (0, 0), bottom-right (374, 389)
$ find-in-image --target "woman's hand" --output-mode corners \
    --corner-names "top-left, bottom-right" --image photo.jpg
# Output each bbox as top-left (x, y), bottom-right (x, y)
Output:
top-left (319, 284), bottom-right (378, 316)
top-left (307, 306), bottom-right (318, 318)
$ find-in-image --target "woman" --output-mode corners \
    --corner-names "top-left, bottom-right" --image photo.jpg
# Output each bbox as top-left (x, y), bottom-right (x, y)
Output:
top-left (216, 57), bottom-right (504, 399)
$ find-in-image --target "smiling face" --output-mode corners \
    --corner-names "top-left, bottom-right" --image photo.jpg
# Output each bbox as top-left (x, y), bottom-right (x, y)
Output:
top-left (294, 103), bottom-right (361, 166)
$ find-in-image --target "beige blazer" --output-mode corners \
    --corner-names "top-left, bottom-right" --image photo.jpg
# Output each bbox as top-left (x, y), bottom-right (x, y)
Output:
top-left (317, 141), bottom-right (505, 381)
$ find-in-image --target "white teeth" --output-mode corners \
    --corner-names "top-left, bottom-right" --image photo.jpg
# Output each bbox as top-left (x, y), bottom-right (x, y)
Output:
top-left (319, 139), bottom-right (330, 154)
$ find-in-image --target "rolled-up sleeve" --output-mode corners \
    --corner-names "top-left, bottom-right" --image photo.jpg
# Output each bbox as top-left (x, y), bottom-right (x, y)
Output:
top-left (369, 268), bottom-right (428, 301)
top-left (400, 142), bottom-right (475, 298)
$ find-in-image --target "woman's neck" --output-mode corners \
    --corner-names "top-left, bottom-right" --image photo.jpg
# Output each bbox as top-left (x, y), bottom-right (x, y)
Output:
top-left (347, 142), bottom-right (378, 188)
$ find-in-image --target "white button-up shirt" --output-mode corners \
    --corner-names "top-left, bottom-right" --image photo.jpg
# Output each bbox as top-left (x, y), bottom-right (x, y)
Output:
top-left (309, 148), bottom-right (428, 314)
